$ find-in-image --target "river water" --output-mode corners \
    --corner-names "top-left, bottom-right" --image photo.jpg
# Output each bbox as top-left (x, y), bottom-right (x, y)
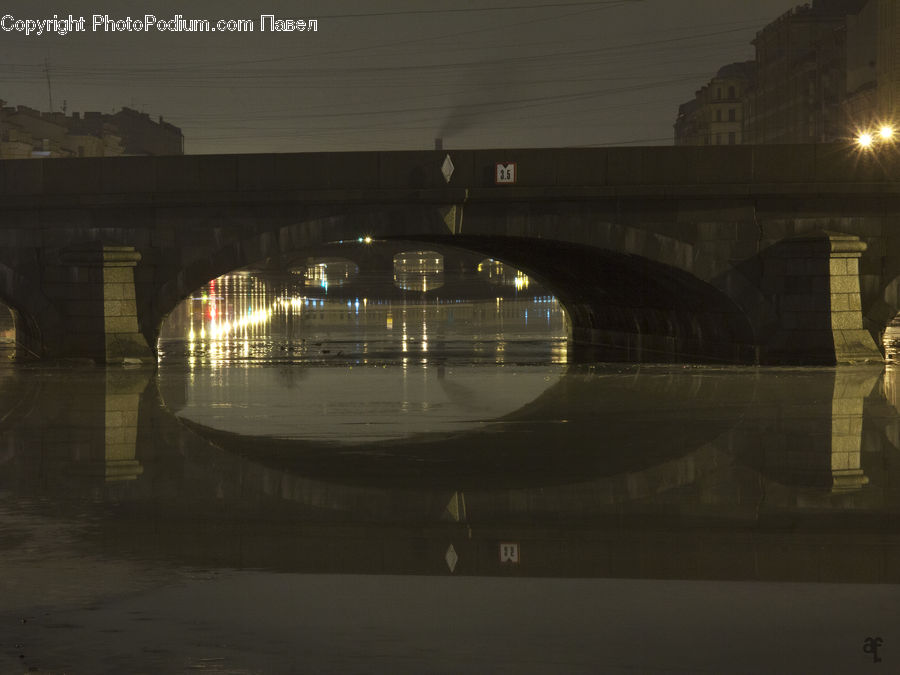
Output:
top-left (1, 272), bottom-right (899, 674)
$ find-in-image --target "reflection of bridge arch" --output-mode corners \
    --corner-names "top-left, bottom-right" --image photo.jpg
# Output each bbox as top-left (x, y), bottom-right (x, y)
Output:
top-left (153, 209), bottom-right (756, 364)
top-left (1, 365), bottom-right (895, 581)
top-left (158, 366), bottom-right (886, 513)
top-left (168, 365), bottom-right (758, 492)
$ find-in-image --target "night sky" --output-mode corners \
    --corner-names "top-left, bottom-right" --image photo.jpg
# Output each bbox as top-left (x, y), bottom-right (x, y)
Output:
top-left (2, 1), bottom-right (803, 154)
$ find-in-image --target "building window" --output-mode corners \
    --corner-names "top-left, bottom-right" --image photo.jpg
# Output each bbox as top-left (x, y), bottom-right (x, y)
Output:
top-left (728, 109), bottom-right (735, 122)
top-left (728, 132), bottom-right (736, 145)
top-left (716, 109), bottom-right (722, 122)
top-left (728, 86), bottom-right (735, 99)
top-left (716, 87), bottom-right (722, 99)
top-left (716, 133), bottom-right (722, 145)
top-left (78, 146), bottom-right (85, 157)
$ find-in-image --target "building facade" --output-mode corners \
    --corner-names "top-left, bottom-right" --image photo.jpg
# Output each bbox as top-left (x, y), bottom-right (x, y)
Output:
top-left (877, 0), bottom-right (900, 121)
top-left (844, 0), bottom-right (879, 129)
top-left (744, 0), bottom-right (868, 144)
top-left (676, 0), bottom-right (881, 145)
top-left (674, 62), bottom-right (755, 145)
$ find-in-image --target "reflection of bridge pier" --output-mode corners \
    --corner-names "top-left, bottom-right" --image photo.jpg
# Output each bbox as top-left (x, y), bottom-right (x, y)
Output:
top-left (62, 369), bottom-right (150, 483)
top-left (739, 367), bottom-right (880, 495)
top-left (829, 369), bottom-right (876, 492)
top-left (0, 368), bottom-right (152, 490)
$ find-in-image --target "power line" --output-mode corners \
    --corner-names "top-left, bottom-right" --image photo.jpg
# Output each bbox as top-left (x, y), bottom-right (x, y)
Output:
top-left (315, 1), bottom-right (643, 19)
top-left (161, 2), bottom-right (632, 70)
top-left (0, 19), bottom-right (758, 80)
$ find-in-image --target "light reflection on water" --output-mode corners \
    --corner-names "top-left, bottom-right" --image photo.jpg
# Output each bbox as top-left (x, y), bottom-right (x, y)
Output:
top-left (158, 271), bottom-right (568, 368)
top-left (157, 271), bottom-right (569, 441)
top-left (165, 364), bottom-right (567, 442)
top-left (885, 322), bottom-right (900, 362)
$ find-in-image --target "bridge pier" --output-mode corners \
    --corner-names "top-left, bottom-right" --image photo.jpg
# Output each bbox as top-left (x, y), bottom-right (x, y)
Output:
top-left (760, 232), bottom-right (882, 365)
top-left (49, 244), bottom-right (154, 363)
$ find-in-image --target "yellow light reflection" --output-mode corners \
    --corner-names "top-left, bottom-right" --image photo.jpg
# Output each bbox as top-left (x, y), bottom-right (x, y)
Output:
top-left (551, 340), bottom-right (568, 363)
top-left (207, 307), bottom-right (272, 340)
top-left (514, 271), bottom-right (529, 291)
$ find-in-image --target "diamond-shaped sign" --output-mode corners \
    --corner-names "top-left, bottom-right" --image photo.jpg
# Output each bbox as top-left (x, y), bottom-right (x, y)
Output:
top-left (441, 154), bottom-right (454, 183)
top-left (445, 544), bottom-right (458, 573)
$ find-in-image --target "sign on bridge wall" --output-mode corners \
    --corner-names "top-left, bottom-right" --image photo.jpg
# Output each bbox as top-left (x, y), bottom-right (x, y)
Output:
top-left (495, 162), bottom-right (517, 184)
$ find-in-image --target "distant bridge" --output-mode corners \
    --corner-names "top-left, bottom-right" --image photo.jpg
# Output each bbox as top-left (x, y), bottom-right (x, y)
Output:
top-left (0, 144), bottom-right (898, 364)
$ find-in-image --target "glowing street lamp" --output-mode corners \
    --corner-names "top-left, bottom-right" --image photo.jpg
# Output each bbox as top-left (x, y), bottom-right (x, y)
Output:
top-left (854, 123), bottom-right (896, 151)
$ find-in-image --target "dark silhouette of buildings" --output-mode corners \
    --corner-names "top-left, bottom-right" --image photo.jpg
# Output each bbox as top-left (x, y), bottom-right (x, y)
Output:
top-left (0, 103), bottom-right (183, 158)
top-left (675, 0), bottom-right (884, 145)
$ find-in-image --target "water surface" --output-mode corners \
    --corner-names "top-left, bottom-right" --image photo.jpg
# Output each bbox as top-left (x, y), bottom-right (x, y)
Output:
top-left (1, 275), bottom-right (899, 673)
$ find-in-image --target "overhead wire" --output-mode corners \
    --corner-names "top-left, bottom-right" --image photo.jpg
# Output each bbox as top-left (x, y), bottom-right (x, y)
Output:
top-left (0, 3), bottom-right (769, 152)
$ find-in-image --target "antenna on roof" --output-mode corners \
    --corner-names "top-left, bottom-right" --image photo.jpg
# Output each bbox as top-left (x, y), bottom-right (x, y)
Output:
top-left (43, 58), bottom-right (53, 112)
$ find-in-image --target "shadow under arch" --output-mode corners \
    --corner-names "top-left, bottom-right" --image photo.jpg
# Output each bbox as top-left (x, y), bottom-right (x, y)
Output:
top-left (0, 263), bottom-right (61, 359)
top-left (390, 235), bottom-right (757, 364)
top-left (149, 207), bottom-right (757, 364)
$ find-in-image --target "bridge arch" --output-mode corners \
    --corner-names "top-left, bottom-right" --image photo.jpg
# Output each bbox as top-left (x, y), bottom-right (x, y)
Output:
top-left (150, 205), bottom-right (453, 329)
top-left (148, 207), bottom-right (756, 364)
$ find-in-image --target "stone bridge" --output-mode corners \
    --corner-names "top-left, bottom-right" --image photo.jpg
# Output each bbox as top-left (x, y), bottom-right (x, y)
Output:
top-left (1, 144), bottom-right (899, 364)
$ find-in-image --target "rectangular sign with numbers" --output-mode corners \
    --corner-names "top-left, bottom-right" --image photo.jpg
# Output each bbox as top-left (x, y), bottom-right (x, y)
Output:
top-left (495, 162), bottom-right (517, 184)
top-left (499, 542), bottom-right (520, 564)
